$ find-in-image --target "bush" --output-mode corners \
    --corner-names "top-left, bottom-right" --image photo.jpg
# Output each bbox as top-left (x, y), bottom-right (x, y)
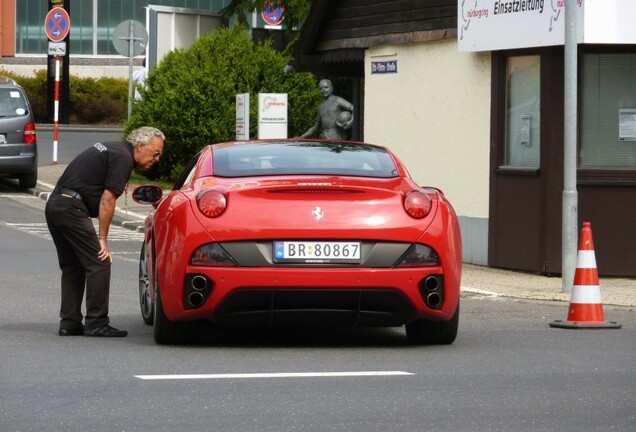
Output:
top-left (0, 68), bottom-right (127, 125)
top-left (69, 76), bottom-right (127, 124)
top-left (125, 25), bottom-right (322, 181)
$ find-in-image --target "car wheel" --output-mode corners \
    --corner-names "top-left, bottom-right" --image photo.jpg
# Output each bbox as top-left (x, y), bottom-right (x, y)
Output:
top-left (153, 281), bottom-right (185, 345)
top-left (18, 169), bottom-right (37, 189)
top-left (406, 303), bottom-right (459, 345)
top-left (138, 244), bottom-right (154, 325)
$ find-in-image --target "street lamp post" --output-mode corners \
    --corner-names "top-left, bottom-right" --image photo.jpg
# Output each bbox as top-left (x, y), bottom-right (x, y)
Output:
top-left (562, 0), bottom-right (578, 293)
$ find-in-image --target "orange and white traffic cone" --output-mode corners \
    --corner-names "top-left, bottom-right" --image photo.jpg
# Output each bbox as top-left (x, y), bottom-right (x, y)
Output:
top-left (550, 222), bottom-right (621, 329)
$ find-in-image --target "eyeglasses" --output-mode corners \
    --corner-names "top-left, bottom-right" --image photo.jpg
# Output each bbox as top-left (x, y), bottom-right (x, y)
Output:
top-left (146, 144), bottom-right (162, 158)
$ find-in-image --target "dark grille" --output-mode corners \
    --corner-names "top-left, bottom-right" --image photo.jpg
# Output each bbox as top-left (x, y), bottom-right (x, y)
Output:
top-left (213, 289), bottom-right (416, 327)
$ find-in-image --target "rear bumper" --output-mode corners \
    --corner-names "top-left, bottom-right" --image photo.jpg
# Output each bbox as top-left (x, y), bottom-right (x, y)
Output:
top-left (0, 152), bottom-right (37, 174)
top-left (161, 266), bottom-right (460, 326)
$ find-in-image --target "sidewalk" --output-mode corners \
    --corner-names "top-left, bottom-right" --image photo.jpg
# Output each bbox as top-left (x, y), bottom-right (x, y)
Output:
top-left (34, 164), bottom-right (636, 309)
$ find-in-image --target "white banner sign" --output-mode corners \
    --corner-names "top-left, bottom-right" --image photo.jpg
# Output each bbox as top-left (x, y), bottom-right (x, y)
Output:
top-left (258, 93), bottom-right (288, 139)
top-left (458, 0), bottom-right (636, 52)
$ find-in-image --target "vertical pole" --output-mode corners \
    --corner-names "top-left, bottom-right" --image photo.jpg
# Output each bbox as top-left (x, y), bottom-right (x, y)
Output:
top-left (53, 55), bottom-right (60, 165)
top-left (127, 20), bottom-right (135, 120)
top-left (562, 0), bottom-right (578, 293)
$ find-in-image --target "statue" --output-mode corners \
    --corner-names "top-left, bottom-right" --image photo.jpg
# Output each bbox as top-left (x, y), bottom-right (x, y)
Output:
top-left (300, 79), bottom-right (354, 140)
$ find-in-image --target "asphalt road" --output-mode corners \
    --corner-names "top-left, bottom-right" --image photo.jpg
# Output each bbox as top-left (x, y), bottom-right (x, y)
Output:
top-left (0, 181), bottom-right (634, 432)
top-left (35, 125), bottom-right (125, 166)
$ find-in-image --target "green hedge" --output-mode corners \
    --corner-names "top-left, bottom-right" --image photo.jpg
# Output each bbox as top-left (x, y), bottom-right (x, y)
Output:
top-left (0, 68), bottom-right (128, 125)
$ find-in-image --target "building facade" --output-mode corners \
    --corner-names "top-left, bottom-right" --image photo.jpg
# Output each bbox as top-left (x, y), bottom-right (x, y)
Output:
top-left (1, 1), bottom-right (291, 77)
top-left (295, 0), bottom-right (636, 277)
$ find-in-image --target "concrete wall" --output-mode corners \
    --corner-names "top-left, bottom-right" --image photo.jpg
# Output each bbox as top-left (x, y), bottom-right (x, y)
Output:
top-left (364, 39), bottom-right (491, 264)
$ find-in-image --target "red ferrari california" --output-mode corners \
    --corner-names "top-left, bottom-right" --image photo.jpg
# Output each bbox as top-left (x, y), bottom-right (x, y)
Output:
top-left (134, 139), bottom-right (462, 345)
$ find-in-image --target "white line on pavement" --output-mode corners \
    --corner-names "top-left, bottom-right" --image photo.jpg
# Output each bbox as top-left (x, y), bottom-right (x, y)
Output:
top-left (0, 194), bottom-right (39, 199)
top-left (461, 286), bottom-right (500, 297)
top-left (134, 371), bottom-right (414, 380)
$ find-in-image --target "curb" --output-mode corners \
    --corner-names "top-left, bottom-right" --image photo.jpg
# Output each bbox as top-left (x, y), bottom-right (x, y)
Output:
top-left (36, 123), bottom-right (125, 133)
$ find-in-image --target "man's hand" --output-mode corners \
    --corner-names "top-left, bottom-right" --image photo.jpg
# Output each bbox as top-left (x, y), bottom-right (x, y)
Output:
top-left (98, 237), bottom-right (112, 263)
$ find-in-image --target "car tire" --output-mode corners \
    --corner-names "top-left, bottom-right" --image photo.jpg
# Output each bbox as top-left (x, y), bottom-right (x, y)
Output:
top-left (18, 169), bottom-right (37, 189)
top-left (139, 244), bottom-right (154, 325)
top-left (406, 303), bottom-right (459, 345)
top-left (153, 280), bottom-right (186, 345)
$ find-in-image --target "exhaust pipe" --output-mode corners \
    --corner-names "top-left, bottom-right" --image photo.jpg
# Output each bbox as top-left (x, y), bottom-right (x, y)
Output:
top-left (426, 292), bottom-right (442, 308)
top-left (419, 275), bottom-right (443, 309)
top-left (191, 275), bottom-right (208, 291)
top-left (424, 275), bottom-right (440, 291)
top-left (184, 274), bottom-right (213, 309)
top-left (188, 292), bottom-right (205, 307)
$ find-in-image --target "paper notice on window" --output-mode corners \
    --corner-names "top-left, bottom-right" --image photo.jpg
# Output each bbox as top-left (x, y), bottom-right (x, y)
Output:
top-left (619, 109), bottom-right (636, 141)
top-left (520, 115), bottom-right (530, 146)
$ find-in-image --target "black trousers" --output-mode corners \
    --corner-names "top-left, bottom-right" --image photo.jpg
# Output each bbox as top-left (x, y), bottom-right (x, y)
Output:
top-left (45, 194), bottom-right (111, 330)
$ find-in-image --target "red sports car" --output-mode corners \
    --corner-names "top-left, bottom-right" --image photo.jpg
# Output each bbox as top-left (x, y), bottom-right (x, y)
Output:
top-left (134, 139), bottom-right (462, 345)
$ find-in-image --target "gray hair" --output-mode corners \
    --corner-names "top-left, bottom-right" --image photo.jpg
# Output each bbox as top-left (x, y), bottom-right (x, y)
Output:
top-left (127, 126), bottom-right (165, 147)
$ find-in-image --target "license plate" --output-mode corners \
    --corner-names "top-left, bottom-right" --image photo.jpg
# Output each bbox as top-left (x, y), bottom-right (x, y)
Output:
top-left (0, 134), bottom-right (6, 144)
top-left (274, 240), bottom-right (361, 263)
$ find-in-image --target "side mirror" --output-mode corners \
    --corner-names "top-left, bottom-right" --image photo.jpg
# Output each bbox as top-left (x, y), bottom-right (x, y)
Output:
top-left (132, 185), bottom-right (163, 204)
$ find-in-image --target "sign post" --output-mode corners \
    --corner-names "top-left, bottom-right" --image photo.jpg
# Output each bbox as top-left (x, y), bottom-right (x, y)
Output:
top-left (562, 0), bottom-right (579, 293)
top-left (236, 94), bottom-right (250, 140)
top-left (44, 7), bottom-right (70, 165)
top-left (112, 20), bottom-right (148, 119)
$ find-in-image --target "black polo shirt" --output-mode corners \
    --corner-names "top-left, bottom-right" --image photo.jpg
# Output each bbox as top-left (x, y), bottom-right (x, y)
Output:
top-left (56, 141), bottom-right (135, 217)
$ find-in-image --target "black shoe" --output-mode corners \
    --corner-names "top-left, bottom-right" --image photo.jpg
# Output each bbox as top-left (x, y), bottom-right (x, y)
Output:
top-left (84, 324), bottom-right (128, 337)
top-left (59, 327), bottom-right (84, 336)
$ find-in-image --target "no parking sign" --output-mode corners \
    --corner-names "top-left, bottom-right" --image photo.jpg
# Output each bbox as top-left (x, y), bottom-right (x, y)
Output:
top-left (261, 5), bottom-right (284, 27)
top-left (44, 7), bottom-right (70, 42)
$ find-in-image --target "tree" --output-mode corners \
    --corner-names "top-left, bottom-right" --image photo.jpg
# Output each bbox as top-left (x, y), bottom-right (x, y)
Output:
top-left (125, 25), bottom-right (321, 181)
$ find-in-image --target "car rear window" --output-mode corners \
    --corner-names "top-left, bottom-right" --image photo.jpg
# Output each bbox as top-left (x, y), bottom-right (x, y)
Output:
top-left (212, 141), bottom-right (398, 178)
top-left (0, 88), bottom-right (29, 117)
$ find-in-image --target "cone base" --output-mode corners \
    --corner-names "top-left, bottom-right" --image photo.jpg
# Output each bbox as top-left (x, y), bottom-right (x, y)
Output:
top-left (549, 320), bottom-right (622, 329)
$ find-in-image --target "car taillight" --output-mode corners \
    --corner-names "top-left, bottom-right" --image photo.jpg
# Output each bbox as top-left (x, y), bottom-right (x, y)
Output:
top-left (196, 190), bottom-right (227, 218)
top-left (404, 191), bottom-right (431, 218)
top-left (190, 243), bottom-right (237, 267)
top-left (396, 244), bottom-right (439, 267)
top-left (23, 122), bottom-right (36, 145)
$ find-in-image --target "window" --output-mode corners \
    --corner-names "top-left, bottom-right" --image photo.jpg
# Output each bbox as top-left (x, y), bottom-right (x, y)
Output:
top-left (504, 55), bottom-right (541, 168)
top-left (580, 53), bottom-right (636, 170)
top-left (16, 0), bottom-right (227, 56)
top-left (213, 142), bottom-right (398, 178)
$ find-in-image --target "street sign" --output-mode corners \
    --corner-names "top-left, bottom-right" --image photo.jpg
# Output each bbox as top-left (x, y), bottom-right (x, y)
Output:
top-left (112, 20), bottom-right (148, 120)
top-left (44, 7), bottom-right (70, 42)
top-left (261, 5), bottom-right (285, 26)
top-left (48, 42), bottom-right (67, 56)
top-left (112, 20), bottom-right (148, 58)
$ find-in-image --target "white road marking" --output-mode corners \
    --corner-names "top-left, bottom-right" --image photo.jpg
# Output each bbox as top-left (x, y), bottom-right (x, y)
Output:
top-left (0, 194), bottom-right (39, 199)
top-left (37, 180), bottom-right (56, 190)
top-left (134, 371), bottom-right (414, 380)
top-left (461, 286), bottom-right (500, 297)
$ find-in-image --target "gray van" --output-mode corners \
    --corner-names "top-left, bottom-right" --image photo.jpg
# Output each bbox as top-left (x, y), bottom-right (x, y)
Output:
top-left (0, 77), bottom-right (37, 189)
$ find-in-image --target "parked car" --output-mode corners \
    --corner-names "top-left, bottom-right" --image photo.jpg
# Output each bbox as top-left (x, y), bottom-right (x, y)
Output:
top-left (0, 77), bottom-right (37, 189)
top-left (134, 139), bottom-right (462, 345)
